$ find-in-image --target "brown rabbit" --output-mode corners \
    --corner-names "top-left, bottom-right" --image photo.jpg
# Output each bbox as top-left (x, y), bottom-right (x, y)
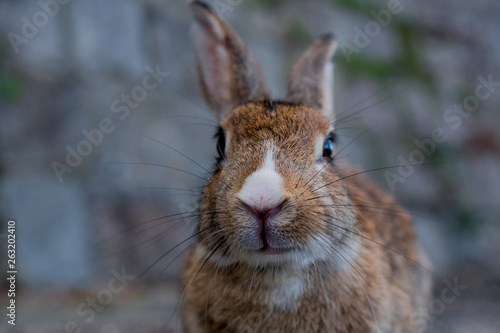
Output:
top-left (181, 1), bottom-right (431, 332)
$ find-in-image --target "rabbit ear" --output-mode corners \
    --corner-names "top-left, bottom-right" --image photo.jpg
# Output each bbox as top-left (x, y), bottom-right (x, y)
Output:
top-left (189, 1), bottom-right (270, 120)
top-left (286, 33), bottom-right (338, 119)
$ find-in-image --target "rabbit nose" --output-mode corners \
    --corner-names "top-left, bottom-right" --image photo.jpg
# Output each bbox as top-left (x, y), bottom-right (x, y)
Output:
top-left (242, 200), bottom-right (286, 223)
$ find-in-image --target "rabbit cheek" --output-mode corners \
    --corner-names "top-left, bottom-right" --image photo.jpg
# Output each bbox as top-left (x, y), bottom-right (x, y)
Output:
top-left (322, 187), bottom-right (360, 268)
top-left (292, 169), bottom-right (360, 269)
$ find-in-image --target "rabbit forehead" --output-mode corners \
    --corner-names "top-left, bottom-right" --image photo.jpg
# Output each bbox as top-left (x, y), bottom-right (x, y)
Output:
top-left (221, 102), bottom-right (330, 140)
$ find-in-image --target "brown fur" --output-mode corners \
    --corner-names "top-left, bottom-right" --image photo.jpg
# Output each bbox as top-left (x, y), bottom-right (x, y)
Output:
top-left (181, 2), bottom-right (431, 332)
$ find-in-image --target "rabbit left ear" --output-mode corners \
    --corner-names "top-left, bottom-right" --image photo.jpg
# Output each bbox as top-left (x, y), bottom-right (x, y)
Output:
top-left (190, 1), bottom-right (270, 121)
top-left (286, 33), bottom-right (338, 120)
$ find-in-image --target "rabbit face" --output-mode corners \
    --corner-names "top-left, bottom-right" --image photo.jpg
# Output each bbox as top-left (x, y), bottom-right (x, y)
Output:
top-left (197, 102), bottom-right (358, 269)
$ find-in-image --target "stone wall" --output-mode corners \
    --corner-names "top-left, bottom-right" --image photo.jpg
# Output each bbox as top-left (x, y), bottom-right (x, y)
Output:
top-left (0, 0), bottom-right (499, 306)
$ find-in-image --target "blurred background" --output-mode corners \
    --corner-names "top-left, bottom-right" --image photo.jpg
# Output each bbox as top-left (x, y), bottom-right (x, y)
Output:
top-left (1, 0), bottom-right (499, 332)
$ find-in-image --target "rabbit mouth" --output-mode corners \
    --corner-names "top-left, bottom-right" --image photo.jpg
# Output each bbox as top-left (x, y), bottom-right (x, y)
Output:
top-left (259, 245), bottom-right (293, 255)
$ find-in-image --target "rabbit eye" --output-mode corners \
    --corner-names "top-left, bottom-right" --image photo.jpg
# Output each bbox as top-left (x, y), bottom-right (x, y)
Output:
top-left (215, 126), bottom-right (226, 163)
top-left (323, 133), bottom-right (336, 159)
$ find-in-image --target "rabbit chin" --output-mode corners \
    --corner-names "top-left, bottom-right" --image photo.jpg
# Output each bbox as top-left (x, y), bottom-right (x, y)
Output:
top-left (196, 235), bottom-right (360, 271)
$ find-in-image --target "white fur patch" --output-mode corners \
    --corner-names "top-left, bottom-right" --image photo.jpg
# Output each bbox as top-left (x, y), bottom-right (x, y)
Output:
top-left (314, 135), bottom-right (325, 160)
top-left (314, 134), bottom-right (328, 171)
top-left (237, 147), bottom-right (284, 210)
top-left (268, 273), bottom-right (304, 312)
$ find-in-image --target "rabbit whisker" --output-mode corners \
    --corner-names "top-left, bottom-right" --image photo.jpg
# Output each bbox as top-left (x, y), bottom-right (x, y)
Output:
top-left (332, 79), bottom-right (401, 123)
top-left (314, 211), bottom-right (438, 278)
top-left (136, 114), bottom-right (217, 128)
top-left (333, 81), bottom-right (413, 127)
top-left (139, 186), bottom-right (204, 193)
top-left (308, 232), bottom-right (380, 333)
top-left (299, 129), bottom-right (369, 195)
top-left (107, 161), bottom-right (225, 191)
top-left (311, 163), bottom-right (428, 193)
top-left (126, 130), bottom-right (234, 191)
top-left (170, 235), bottom-right (226, 331)
top-left (99, 208), bottom-right (225, 244)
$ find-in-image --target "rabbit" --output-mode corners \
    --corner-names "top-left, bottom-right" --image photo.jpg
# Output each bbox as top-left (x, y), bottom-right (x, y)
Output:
top-left (180, 1), bottom-right (432, 332)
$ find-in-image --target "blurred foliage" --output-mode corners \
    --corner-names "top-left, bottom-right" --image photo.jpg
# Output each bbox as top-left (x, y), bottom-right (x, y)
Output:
top-left (456, 206), bottom-right (483, 235)
top-left (0, 48), bottom-right (23, 101)
top-left (428, 144), bottom-right (460, 165)
top-left (334, 25), bottom-right (432, 85)
top-left (0, 70), bottom-right (23, 101)
top-left (245, 0), bottom-right (433, 85)
top-left (325, 0), bottom-right (433, 85)
top-left (286, 19), bottom-right (313, 45)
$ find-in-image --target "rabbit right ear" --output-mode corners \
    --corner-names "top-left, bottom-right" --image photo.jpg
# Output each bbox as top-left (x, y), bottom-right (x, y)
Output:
top-left (189, 1), bottom-right (270, 121)
top-left (286, 33), bottom-right (338, 120)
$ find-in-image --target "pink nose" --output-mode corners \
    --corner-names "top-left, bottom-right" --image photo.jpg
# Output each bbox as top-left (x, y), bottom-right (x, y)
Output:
top-left (242, 200), bottom-right (285, 223)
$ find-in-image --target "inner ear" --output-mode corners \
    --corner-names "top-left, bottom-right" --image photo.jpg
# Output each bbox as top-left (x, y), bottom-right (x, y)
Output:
top-left (190, 1), bottom-right (270, 121)
top-left (286, 33), bottom-right (338, 120)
